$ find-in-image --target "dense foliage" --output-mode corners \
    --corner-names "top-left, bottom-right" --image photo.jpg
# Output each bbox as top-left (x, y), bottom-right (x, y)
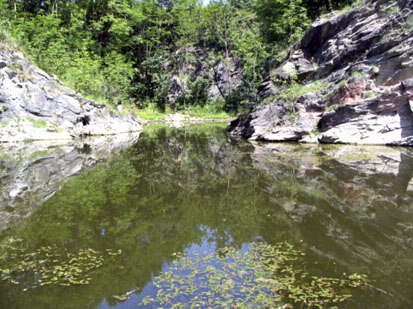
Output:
top-left (0, 0), bottom-right (357, 113)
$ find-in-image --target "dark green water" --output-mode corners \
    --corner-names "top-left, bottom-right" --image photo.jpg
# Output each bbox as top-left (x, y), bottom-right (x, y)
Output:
top-left (1, 123), bottom-right (413, 308)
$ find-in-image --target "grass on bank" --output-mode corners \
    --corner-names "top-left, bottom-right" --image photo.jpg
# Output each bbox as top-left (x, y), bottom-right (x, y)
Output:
top-left (132, 104), bottom-right (168, 120)
top-left (185, 105), bottom-right (233, 120)
top-left (132, 103), bottom-right (234, 121)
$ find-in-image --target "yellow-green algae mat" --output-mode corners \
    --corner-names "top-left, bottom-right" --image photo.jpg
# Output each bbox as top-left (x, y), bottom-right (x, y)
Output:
top-left (0, 237), bottom-right (121, 288)
top-left (141, 242), bottom-right (371, 308)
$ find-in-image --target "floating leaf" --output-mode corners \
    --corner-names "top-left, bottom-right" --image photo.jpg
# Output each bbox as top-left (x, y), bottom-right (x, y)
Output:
top-left (137, 242), bottom-right (370, 308)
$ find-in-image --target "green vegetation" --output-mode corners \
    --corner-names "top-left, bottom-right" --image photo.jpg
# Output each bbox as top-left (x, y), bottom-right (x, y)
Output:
top-left (363, 91), bottom-right (376, 99)
top-left (0, 19), bottom-right (17, 49)
top-left (400, 15), bottom-right (413, 34)
top-left (185, 104), bottom-right (232, 119)
top-left (0, 105), bottom-right (8, 113)
top-left (272, 79), bottom-right (326, 119)
top-left (326, 103), bottom-right (339, 112)
top-left (133, 104), bottom-right (168, 120)
top-left (29, 150), bottom-right (50, 160)
top-left (336, 0), bottom-right (368, 14)
top-left (0, 124), bottom-right (407, 308)
top-left (0, 237), bottom-right (121, 288)
top-left (0, 0), bottom-right (361, 115)
top-left (133, 104), bottom-right (232, 120)
top-left (28, 118), bottom-right (48, 128)
top-left (276, 80), bottom-right (327, 102)
top-left (141, 242), bottom-right (370, 308)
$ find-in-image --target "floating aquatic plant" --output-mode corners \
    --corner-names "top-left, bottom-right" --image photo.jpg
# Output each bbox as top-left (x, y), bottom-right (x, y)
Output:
top-left (0, 237), bottom-right (121, 289)
top-left (139, 242), bottom-right (370, 308)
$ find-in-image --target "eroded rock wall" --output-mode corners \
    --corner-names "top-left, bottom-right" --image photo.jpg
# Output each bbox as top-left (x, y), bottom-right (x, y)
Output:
top-left (228, 0), bottom-right (413, 146)
top-left (165, 47), bottom-right (243, 105)
top-left (0, 47), bottom-right (142, 142)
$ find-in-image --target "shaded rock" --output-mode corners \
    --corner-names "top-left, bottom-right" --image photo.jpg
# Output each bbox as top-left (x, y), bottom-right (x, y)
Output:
top-left (166, 75), bottom-right (183, 104)
top-left (257, 78), bottom-right (276, 99)
top-left (164, 47), bottom-right (243, 104)
top-left (209, 58), bottom-right (243, 101)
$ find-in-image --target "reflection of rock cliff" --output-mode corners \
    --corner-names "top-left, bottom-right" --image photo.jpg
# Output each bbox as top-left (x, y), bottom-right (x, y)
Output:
top-left (248, 142), bottom-right (413, 301)
top-left (1, 125), bottom-right (413, 307)
top-left (0, 133), bottom-right (140, 230)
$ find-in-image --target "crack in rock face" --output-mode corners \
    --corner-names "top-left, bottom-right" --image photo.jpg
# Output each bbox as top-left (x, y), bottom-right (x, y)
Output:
top-left (228, 0), bottom-right (413, 146)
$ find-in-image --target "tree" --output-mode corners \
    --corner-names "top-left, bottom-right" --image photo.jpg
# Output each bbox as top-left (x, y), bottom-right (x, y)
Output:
top-left (0, 0), bottom-right (356, 113)
top-left (254, 0), bottom-right (309, 46)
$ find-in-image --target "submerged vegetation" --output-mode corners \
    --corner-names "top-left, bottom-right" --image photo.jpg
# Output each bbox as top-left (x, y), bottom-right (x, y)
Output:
top-left (141, 242), bottom-right (370, 308)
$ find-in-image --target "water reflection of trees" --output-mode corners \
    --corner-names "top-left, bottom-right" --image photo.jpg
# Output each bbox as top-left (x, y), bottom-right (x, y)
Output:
top-left (1, 125), bottom-right (413, 308)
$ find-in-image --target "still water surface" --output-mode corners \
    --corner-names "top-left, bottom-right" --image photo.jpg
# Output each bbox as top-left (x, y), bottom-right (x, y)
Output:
top-left (1, 123), bottom-right (413, 308)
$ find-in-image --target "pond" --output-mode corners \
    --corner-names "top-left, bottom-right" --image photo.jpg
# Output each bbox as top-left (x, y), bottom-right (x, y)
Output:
top-left (0, 123), bottom-right (412, 308)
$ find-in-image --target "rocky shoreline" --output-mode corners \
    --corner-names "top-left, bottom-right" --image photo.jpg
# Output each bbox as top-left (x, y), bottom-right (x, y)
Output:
top-left (2, 0), bottom-right (413, 146)
top-left (228, 0), bottom-right (413, 146)
top-left (0, 48), bottom-right (142, 143)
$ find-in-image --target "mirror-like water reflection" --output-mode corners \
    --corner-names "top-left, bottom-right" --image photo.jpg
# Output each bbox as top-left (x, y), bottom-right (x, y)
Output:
top-left (1, 123), bottom-right (412, 308)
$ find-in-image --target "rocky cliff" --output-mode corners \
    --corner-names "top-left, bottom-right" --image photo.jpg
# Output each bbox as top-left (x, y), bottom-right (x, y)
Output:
top-left (165, 47), bottom-right (243, 106)
top-left (0, 47), bottom-right (142, 142)
top-left (228, 0), bottom-right (413, 146)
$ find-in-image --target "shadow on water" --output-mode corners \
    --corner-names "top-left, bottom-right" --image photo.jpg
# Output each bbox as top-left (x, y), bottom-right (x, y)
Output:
top-left (0, 123), bottom-right (412, 308)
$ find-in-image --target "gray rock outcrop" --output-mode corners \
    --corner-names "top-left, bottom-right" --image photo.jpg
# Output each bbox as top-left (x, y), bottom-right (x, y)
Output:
top-left (228, 0), bottom-right (413, 146)
top-left (0, 47), bottom-right (142, 142)
top-left (165, 47), bottom-right (243, 105)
